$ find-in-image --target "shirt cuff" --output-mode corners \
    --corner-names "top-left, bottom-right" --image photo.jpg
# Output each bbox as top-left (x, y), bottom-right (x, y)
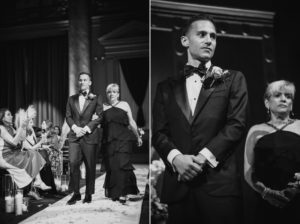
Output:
top-left (167, 149), bottom-right (182, 172)
top-left (199, 148), bottom-right (219, 168)
top-left (71, 124), bottom-right (77, 131)
top-left (84, 126), bottom-right (91, 133)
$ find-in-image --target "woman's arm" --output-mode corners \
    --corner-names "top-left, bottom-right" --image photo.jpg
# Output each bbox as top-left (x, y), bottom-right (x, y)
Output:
top-left (244, 126), bottom-right (261, 193)
top-left (23, 138), bottom-right (44, 151)
top-left (244, 126), bottom-right (272, 193)
top-left (23, 130), bottom-right (46, 151)
top-left (124, 102), bottom-right (142, 146)
top-left (0, 124), bottom-right (26, 146)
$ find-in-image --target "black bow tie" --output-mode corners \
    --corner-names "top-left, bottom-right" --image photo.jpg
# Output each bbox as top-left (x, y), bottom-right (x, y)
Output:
top-left (183, 64), bottom-right (207, 78)
top-left (80, 90), bottom-right (88, 97)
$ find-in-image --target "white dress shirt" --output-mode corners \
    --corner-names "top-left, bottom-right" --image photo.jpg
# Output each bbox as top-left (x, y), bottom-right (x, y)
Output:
top-left (186, 74), bottom-right (203, 115)
top-left (71, 90), bottom-right (92, 134)
top-left (79, 90), bottom-right (89, 111)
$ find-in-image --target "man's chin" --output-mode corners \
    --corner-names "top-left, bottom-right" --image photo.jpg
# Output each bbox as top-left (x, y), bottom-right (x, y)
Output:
top-left (198, 57), bottom-right (211, 62)
top-left (198, 55), bottom-right (212, 62)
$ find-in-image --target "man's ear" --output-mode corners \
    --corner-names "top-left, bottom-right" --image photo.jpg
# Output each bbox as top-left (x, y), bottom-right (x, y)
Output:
top-left (181, 35), bottom-right (189, 48)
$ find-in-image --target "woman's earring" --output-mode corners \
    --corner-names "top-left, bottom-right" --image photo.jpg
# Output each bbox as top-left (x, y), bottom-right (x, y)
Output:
top-left (290, 111), bottom-right (295, 118)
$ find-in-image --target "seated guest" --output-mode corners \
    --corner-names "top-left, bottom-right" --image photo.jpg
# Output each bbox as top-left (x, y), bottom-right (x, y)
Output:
top-left (50, 124), bottom-right (63, 175)
top-left (53, 125), bottom-right (62, 141)
top-left (0, 107), bottom-right (48, 200)
top-left (244, 80), bottom-right (300, 224)
top-left (39, 120), bottom-right (62, 175)
top-left (23, 117), bottom-right (57, 195)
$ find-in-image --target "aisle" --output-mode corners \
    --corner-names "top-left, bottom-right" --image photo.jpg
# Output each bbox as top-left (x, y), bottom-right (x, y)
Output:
top-left (20, 164), bottom-right (148, 224)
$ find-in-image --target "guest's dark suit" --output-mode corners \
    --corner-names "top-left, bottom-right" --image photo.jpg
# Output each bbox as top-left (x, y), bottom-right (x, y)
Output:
top-left (152, 69), bottom-right (248, 223)
top-left (66, 92), bottom-right (103, 195)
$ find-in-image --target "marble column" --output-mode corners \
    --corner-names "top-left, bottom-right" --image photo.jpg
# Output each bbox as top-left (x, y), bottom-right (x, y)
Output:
top-left (68, 0), bottom-right (91, 96)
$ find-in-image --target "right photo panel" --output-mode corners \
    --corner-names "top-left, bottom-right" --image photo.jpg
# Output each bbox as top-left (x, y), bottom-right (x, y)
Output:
top-left (150, 1), bottom-right (300, 224)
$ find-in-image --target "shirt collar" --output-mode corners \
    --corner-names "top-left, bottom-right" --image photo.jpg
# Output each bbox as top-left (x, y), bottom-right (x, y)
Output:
top-left (186, 61), bottom-right (211, 70)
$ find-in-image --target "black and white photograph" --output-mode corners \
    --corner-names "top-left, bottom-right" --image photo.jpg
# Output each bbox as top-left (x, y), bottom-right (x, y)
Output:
top-left (1, 0), bottom-right (300, 224)
top-left (0, 0), bottom-right (149, 223)
top-left (150, 1), bottom-right (300, 224)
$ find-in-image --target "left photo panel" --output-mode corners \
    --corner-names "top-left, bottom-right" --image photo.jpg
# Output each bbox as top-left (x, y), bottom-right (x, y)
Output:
top-left (0, 0), bottom-right (149, 224)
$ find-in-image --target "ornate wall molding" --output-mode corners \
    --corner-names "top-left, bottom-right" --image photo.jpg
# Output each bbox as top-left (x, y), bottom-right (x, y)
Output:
top-left (98, 21), bottom-right (148, 59)
top-left (151, 0), bottom-right (275, 39)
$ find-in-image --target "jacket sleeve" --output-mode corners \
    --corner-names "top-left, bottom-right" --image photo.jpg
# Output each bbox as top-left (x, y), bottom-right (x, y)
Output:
top-left (66, 96), bottom-right (75, 128)
top-left (152, 82), bottom-right (178, 170)
top-left (205, 71), bottom-right (249, 163)
top-left (86, 94), bottom-right (103, 132)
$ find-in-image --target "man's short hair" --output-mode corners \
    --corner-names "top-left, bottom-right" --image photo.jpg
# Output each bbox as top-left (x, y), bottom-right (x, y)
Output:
top-left (181, 14), bottom-right (216, 36)
top-left (78, 72), bottom-right (92, 80)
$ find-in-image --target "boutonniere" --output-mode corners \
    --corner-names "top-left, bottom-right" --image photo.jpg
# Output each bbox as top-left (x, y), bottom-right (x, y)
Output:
top-left (203, 66), bottom-right (229, 89)
top-left (87, 93), bottom-right (96, 100)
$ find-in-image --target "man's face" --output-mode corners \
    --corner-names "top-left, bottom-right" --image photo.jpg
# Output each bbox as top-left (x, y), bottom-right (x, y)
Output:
top-left (78, 74), bottom-right (91, 91)
top-left (182, 20), bottom-right (217, 62)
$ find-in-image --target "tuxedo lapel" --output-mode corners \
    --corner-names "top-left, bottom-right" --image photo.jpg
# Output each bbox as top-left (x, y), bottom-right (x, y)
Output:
top-left (191, 86), bottom-right (216, 124)
top-left (173, 77), bottom-right (193, 124)
top-left (74, 94), bottom-right (81, 114)
top-left (81, 98), bottom-right (91, 114)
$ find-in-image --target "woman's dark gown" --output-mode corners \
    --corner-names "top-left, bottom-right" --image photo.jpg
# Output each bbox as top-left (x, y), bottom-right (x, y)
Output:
top-left (102, 106), bottom-right (139, 199)
top-left (253, 124), bottom-right (300, 224)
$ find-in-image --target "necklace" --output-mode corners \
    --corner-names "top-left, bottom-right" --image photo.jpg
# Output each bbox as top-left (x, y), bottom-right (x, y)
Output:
top-left (109, 100), bottom-right (119, 106)
top-left (267, 118), bottom-right (295, 130)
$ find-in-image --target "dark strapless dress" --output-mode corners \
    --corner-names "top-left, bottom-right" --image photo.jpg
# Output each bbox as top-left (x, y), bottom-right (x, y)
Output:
top-left (102, 106), bottom-right (139, 199)
top-left (253, 129), bottom-right (300, 224)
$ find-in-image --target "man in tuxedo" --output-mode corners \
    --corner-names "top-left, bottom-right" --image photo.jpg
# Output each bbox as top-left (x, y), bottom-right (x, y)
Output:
top-left (152, 14), bottom-right (248, 224)
top-left (65, 72), bottom-right (103, 205)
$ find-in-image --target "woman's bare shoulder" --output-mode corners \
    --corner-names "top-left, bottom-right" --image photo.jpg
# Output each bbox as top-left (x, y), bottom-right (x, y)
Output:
top-left (117, 101), bottom-right (130, 111)
top-left (248, 123), bottom-right (269, 133)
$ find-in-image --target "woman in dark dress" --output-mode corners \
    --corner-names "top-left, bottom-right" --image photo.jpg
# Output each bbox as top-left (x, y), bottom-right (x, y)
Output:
top-left (244, 80), bottom-right (300, 224)
top-left (102, 83), bottom-right (143, 203)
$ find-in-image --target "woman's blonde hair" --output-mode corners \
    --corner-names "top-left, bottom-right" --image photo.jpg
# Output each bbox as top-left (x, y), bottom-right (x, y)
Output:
top-left (264, 80), bottom-right (296, 100)
top-left (106, 83), bottom-right (120, 93)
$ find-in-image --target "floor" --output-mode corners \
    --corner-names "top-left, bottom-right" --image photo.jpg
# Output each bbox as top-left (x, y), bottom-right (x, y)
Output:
top-left (0, 164), bottom-right (149, 224)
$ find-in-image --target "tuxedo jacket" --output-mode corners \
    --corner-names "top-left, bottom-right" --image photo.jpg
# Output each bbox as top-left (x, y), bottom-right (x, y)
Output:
top-left (66, 93), bottom-right (103, 145)
top-left (152, 70), bottom-right (248, 204)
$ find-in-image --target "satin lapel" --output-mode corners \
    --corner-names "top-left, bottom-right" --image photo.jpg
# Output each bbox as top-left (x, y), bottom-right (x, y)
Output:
top-left (74, 95), bottom-right (81, 114)
top-left (191, 86), bottom-right (216, 124)
top-left (173, 77), bottom-right (193, 124)
top-left (81, 98), bottom-right (91, 114)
